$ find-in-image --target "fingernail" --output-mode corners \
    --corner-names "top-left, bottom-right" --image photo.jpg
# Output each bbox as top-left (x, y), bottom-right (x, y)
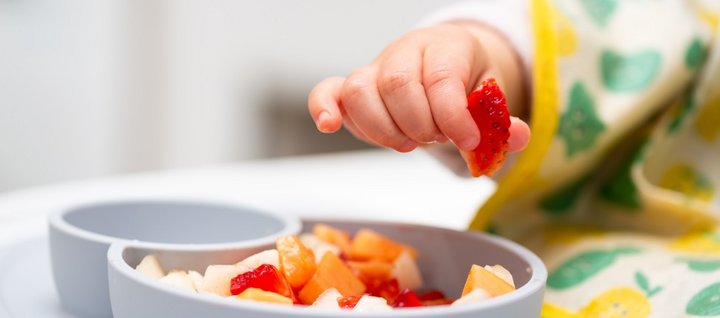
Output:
top-left (317, 111), bottom-right (331, 132)
top-left (459, 136), bottom-right (478, 150)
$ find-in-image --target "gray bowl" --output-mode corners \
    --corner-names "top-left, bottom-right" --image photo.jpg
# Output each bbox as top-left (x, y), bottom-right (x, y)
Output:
top-left (48, 200), bottom-right (301, 318)
top-left (108, 220), bottom-right (547, 318)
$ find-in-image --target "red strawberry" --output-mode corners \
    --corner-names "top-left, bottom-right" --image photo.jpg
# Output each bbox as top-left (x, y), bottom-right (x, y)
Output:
top-left (461, 78), bottom-right (511, 177)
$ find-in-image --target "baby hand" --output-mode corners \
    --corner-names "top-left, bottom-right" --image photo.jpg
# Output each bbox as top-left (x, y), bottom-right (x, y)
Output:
top-left (308, 23), bottom-right (530, 154)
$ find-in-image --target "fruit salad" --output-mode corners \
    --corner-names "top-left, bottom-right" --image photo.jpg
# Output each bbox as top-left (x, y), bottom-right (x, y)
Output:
top-left (135, 224), bottom-right (516, 311)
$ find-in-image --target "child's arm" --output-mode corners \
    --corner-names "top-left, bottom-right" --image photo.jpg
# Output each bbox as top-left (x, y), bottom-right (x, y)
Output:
top-left (308, 20), bottom-right (530, 155)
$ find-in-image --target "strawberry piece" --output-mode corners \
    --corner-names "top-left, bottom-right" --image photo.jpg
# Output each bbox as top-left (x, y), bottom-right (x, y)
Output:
top-left (337, 295), bottom-right (364, 309)
top-left (461, 78), bottom-right (511, 177)
top-left (416, 290), bottom-right (446, 301)
top-left (392, 289), bottom-right (423, 308)
top-left (368, 278), bottom-right (400, 303)
top-left (416, 290), bottom-right (453, 306)
top-left (229, 264), bottom-right (297, 303)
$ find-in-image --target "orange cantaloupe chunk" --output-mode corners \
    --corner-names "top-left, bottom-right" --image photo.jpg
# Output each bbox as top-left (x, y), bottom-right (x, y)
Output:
top-left (461, 264), bottom-right (515, 297)
top-left (298, 252), bottom-right (366, 304)
top-left (313, 224), bottom-right (352, 255)
top-left (277, 235), bottom-right (316, 289)
top-left (349, 229), bottom-right (418, 262)
top-left (236, 288), bottom-right (293, 305)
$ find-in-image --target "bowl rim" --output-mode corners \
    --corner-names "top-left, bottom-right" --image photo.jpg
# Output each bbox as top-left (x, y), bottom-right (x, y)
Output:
top-left (107, 218), bottom-right (547, 317)
top-left (48, 199), bottom-right (302, 251)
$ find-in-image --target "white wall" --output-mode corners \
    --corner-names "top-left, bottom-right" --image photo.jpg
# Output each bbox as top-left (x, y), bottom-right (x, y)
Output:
top-left (0, 0), bottom-right (465, 191)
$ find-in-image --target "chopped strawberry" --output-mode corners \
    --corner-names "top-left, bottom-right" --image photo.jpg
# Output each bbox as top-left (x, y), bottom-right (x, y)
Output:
top-left (392, 289), bottom-right (423, 308)
top-left (337, 295), bottom-right (364, 309)
top-left (416, 290), bottom-right (452, 306)
top-left (229, 264), bottom-right (297, 303)
top-left (461, 78), bottom-right (511, 177)
top-left (368, 278), bottom-right (400, 303)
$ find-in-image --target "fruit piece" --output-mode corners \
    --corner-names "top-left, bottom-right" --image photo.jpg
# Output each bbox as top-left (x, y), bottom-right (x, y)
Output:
top-left (462, 264), bottom-right (515, 297)
top-left (159, 271), bottom-right (196, 292)
top-left (236, 249), bottom-right (280, 270)
top-left (368, 279), bottom-right (400, 303)
top-left (417, 290), bottom-right (453, 306)
top-left (353, 295), bottom-right (393, 311)
top-left (392, 289), bottom-right (423, 308)
top-left (136, 255), bottom-right (165, 279)
top-left (311, 288), bottom-right (342, 309)
top-left (277, 236), bottom-right (317, 288)
top-left (484, 265), bottom-right (515, 288)
top-left (347, 260), bottom-right (393, 290)
top-left (187, 270), bottom-right (204, 290)
top-left (461, 78), bottom-right (511, 177)
top-left (229, 264), bottom-right (296, 302)
top-left (338, 295), bottom-right (363, 309)
top-left (298, 252), bottom-right (366, 304)
top-left (236, 288), bottom-right (293, 305)
top-left (391, 251), bottom-right (423, 291)
top-left (200, 265), bottom-right (248, 296)
top-left (313, 224), bottom-right (353, 256)
top-left (300, 233), bottom-right (340, 262)
top-left (452, 288), bottom-right (492, 306)
top-left (350, 229), bottom-right (418, 262)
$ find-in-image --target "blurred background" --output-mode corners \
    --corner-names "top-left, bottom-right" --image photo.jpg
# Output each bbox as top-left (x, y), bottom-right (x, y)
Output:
top-left (0, 0), bottom-right (467, 192)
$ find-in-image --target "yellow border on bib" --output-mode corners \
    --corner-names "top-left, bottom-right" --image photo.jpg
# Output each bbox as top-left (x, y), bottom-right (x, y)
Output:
top-left (469, 0), bottom-right (560, 231)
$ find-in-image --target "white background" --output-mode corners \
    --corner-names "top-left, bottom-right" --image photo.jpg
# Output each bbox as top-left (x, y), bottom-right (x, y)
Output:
top-left (0, 0), bottom-right (466, 191)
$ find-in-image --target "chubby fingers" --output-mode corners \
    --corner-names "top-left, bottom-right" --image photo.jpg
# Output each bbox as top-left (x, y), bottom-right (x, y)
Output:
top-left (308, 77), bottom-right (346, 133)
top-left (423, 27), bottom-right (486, 152)
top-left (341, 66), bottom-right (418, 152)
top-left (508, 117), bottom-right (530, 154)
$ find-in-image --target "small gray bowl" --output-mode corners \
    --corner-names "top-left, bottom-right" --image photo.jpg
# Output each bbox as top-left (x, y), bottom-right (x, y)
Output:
top-left (108, 220), bottom-right (547, 318)
top-left (48, 200), bottom-right (301, 318)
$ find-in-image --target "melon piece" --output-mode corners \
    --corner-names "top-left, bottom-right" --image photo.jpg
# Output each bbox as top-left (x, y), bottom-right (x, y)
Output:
top-left (451, 288), bottom-right (491, 306)
top-left (298, 252), bottom-right (366, 304)
top-left (313, 224), bottom-right (352, 255)
top-left (484, 265), bottom-right (515, 288)
top-left (350, 229), bottom-right (417, 262)
top-left (277, 236), bottom-right (316, 288)
top-left (347, 259), bottom-right (393, 289)
top-left (461, 264), bottom-right (515, 297)
top-left (236, 287), bottom-right (293, 305)
top-left (300, 233), bottom-right (340, 262)
top-left (135, 255), bottom-right (165, 279)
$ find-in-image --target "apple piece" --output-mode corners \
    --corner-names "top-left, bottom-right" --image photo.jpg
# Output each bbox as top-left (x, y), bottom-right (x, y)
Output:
top-left (462, 264), bottom-right (514, 297)
top-left (451, 288), bottom-right (491, 306)
top-left (350, 229), bottom-right (417, 262)
top-left (313, 224), bottom-right (353, 256)
top-left (298, 252), bottom-right (366, 305)
top-left (347, 260), bottom-right (393, 290)
top-left (300, 233), bottom-right (340, 262)
top-left (391, 251), bottom-right (422, 291)
top-left (135, 254), bottom-right (165, 279)
top-left (187, 270), bottom-right (204, 290)
top-left (352, 295), bottom-right (393, 311)
top-left (311, 288), bottom-right (342, 309)
top-left (236, 287), bottom-right (293, 305)
top-left (277, 236), bottom-right (316, 289)
top-left (484, 265), bottom-right (515, 288)
top-left (159, 270), bottom-right (195, 292)
top-left (200, 265), bottom-right (248, 296)
top-left (236, 249), bottom-right (280, 270)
